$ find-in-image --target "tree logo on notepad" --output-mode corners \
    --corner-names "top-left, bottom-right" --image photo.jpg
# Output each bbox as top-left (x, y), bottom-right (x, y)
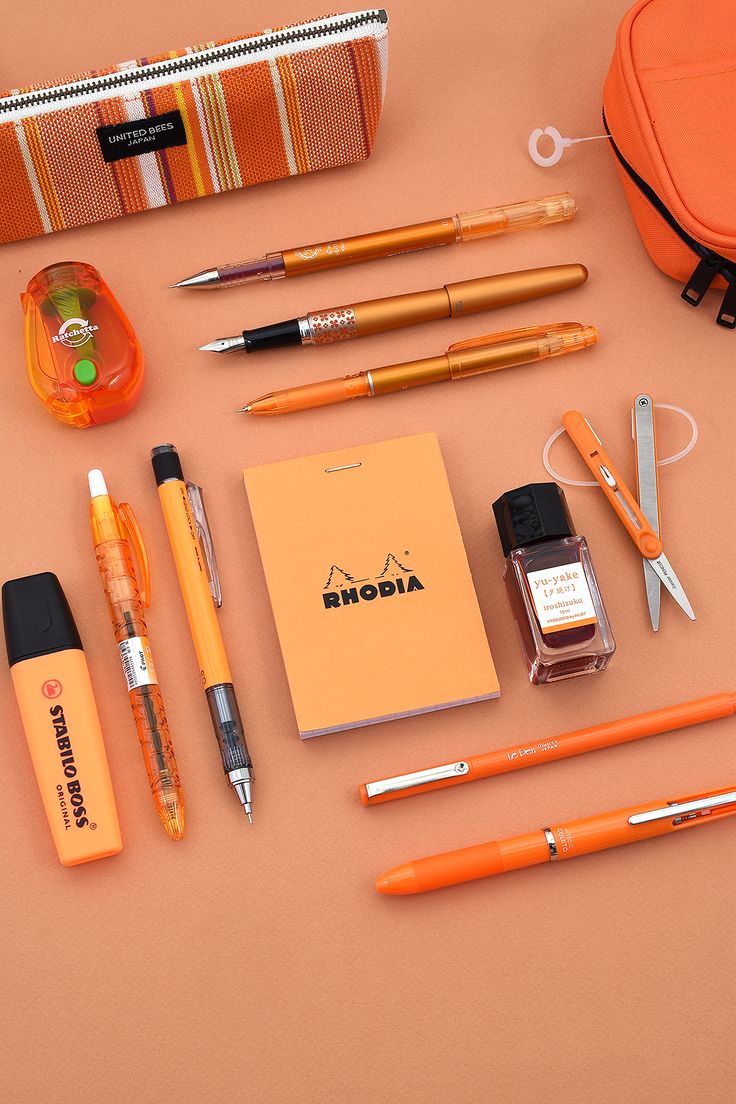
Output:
top-left (322, 552), bottom-right (424, 609)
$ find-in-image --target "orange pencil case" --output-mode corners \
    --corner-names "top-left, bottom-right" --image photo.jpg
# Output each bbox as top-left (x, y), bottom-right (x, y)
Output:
top-left (0, 9), bottom-right (388, 244)
top-left (604, 0), bottom-right (736, 326)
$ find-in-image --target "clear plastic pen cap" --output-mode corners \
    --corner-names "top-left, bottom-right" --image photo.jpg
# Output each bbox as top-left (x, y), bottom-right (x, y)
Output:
top-left (455, 192), bottom-right (576, 240)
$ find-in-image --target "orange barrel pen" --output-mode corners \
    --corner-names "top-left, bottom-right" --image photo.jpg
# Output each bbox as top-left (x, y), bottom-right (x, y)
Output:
top-left (361, 692), bottom-right (736, 804)
top-left (239, 322), bottom-right (597, 416)
top-left (376, 785), bottom-right (736, 894)
top-left (173, 193), bottom-right (577, 289)
top-left (150, 445), bottom-right (254, 821)
top-left (200, 265), bottom-right (589, 353)
top-left (88, 470), bottom-right (185, 840)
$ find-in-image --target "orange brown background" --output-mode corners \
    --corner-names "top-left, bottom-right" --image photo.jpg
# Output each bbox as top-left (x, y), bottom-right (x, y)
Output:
top-left (1, 2), bottom-right (733, 1102)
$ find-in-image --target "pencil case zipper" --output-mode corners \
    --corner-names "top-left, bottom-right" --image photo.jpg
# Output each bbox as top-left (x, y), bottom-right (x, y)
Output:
top-left (603, 109), bottom-right (736, 328)
top-left (0, 9), bottom-right (388, 123)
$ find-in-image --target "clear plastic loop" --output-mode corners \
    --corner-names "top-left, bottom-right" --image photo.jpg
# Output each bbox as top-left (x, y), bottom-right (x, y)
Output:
top-left (542, 404), bottom-right (698, 486)
top-left (528, 125), bottom-right (609, 168)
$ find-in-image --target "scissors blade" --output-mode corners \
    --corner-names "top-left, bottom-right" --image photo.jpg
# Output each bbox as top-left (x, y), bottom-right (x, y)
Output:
top-left (649, 553), bottom-right (696, 620)
top-left (634, 394), bottom-right (661, 631)
top-left (643, 560), bottom-right (661, 632)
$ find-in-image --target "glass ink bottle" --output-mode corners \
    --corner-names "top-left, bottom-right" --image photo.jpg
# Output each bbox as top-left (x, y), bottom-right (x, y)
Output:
top-left (492, 482), bottom-right (615, 685)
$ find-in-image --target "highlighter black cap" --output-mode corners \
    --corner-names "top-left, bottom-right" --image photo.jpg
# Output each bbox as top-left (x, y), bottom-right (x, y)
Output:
top-left (492, 482), bottom-right (575, 558)
top-left (151, 442), bottom-right (183, 485)
top-left (3, 572), bottom-right (83, 667)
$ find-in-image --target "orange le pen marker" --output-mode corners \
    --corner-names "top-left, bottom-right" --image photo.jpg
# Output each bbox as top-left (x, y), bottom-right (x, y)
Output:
top-left (172, 193), bottom-right (577, 289)
top-left (361, 692), bottom-right (736, 804)
top-left (239, 323), bottom-right (597, 417)
top-left (376, 785), bottom-right (736, 895)
top-left (88, 469), bottom-right (185, 840)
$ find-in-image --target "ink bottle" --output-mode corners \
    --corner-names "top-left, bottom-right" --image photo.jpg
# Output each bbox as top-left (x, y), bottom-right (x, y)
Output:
top-left (492, 482), bottom-right (615, 684)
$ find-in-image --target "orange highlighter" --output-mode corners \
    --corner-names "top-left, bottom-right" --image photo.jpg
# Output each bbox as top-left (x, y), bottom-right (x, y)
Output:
top-left (88, 469), bottom-right (185, 840)
top-left (376, 785), bottom-right (736, 894)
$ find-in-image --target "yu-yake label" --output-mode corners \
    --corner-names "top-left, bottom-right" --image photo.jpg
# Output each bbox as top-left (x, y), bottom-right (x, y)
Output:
top-left (525, 565), bottom-right (597, 633)
top-left (118, 637), bottom-right (158, 691)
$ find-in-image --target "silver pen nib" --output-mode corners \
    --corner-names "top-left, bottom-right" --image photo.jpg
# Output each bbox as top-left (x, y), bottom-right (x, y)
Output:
top-left (170, 268), bottom-right (221, 289)
top-left (199, 335), bottom-right (246, 353)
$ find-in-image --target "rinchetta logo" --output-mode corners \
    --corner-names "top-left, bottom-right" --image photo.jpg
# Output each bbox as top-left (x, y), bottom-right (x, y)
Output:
top-left (322, 552), bottom-right (425, 609)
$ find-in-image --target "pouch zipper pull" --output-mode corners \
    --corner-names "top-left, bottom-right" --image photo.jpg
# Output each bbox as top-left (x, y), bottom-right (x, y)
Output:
top-left (681, 254), bottom-right (720, 306)
top-left (717, 280), bottom-right (736, 329)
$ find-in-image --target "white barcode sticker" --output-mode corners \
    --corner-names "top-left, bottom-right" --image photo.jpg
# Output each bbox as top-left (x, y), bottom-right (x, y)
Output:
top-left (118, 636), bottom-right (158, 691)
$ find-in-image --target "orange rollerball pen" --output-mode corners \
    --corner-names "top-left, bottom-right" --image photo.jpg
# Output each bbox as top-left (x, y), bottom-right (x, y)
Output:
top-left (376, 785), bottom-right (736, 894)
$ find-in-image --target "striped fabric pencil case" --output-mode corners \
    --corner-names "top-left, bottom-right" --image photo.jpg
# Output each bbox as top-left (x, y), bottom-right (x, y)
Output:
top-left (0, 9), bottom-right (388, 244)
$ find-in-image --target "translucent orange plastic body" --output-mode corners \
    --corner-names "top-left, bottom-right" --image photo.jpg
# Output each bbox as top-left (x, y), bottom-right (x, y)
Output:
top-left (10, 650), bottom-right (122, 866)
top-left (90, 490), bottom-right (184, 839)
top-left (361, 692), bottom-right (736, 804)
top-left (156, 479), bottom-right (231, 688)
top-left (22, 261), bottom-right (144, 428)
top-left (376, 786), bottom-right (736, 894)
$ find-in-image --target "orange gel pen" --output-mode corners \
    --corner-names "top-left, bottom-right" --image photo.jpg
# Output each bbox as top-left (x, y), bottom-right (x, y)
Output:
top-left (88, 469), bottom-right (185, 840)
top-left (173, 193), bottom-right (577, 289)
top-left (240, 322), bottom-right (597, 416)
top-left (376, 785), bottom-right (736, 894)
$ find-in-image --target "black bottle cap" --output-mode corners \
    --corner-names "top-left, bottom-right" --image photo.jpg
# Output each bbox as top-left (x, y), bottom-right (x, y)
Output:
top-left (151, 443), bottom-right (183, 486)
top-left (2, 572), bottom-right (83, 667)
top-left (243, 318), bottom-right (302, 353)
top-left (492, 482), bottom-right (575, 558)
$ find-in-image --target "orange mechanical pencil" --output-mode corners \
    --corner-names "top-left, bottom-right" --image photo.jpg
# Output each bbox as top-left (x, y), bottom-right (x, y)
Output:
top-left (150, 444), bottom-right (254, 821)
top-left (172, 193), bottom-right (577, 289)
top-left (361, 692), bottom-right (736, 804)
top-left (200, 265), bottom-right (588, 353)
top-left (239, 322), bottom-right (597, 416)
top-left (88, 470), bottom-right (185, 840)
top-left (376, 785), bottom-right (736, 894)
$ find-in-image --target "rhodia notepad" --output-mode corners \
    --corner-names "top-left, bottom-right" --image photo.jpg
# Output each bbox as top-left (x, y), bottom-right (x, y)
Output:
top-left (244, 433), bottom-right (499, 738)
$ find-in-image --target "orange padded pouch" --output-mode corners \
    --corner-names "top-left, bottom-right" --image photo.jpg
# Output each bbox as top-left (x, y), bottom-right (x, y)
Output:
top-left (0, 10), bottom-right (388, 244)
top-left (604, 0), bottom-right (736, 322)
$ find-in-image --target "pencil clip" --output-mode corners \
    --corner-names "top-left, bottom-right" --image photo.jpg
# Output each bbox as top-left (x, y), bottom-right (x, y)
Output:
top-left (628, 789), bottom-right (736, 825)
top-left (186, 481), bottom-right (223, 608)
top-left (365, 761), bottom-right (470, 800)
top-left (118, 501), bottom-right (151, 608)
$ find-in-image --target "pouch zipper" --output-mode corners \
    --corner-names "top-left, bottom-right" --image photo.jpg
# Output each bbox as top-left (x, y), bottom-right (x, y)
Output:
top-left (0, 9), bottom-right (387, 123)
top-left (603, 110), bottom-right (736, 328)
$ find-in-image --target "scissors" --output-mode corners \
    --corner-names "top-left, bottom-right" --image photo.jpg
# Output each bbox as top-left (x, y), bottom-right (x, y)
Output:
top-left (563, 407), bottom-right (695, 630)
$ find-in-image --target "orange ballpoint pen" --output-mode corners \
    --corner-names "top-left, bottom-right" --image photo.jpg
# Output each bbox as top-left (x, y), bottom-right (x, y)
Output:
top-left (376, 785), bottom-right (736, 894)
top-left (240, 323), bottom-right (597, 416)
top-left (173, 193), bottom-right (577, 289)
top-left (361, 692), bottom-right (736, 804)
top-left (88, 469), bottom-right (185, 840)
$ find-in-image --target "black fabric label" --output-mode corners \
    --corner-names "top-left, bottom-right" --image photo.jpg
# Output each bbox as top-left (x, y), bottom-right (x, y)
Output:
top-left (96, 110), bottom-right (187, 163)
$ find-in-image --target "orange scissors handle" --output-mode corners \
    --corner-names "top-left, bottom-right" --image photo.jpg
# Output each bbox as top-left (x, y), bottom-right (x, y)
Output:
top-left (562, 409), bottom-right (663, 559)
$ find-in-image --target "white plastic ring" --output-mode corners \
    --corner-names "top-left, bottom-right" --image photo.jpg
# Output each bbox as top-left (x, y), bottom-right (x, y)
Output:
top-left (542, 403), bottom-right (699, 486)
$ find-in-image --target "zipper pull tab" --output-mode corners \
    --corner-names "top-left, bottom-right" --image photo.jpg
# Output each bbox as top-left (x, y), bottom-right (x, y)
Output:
top-left (681, 254), bottom-right (720, 306)
top-left (717, 280), bottom-right (736, 328)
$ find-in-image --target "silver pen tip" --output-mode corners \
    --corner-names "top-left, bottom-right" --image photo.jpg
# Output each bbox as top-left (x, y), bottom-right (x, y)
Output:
top-left (170, 269), bottom-right (221, 289)
top-left (200, 336), bottom-right (246, 353)
top-left (236, 405), bottom-right (252, 414)
top-left (245, 805), bottom-right (253, 825)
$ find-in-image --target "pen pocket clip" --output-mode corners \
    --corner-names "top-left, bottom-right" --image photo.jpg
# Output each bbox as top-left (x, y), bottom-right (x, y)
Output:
top-left (449, 323), bottom-right (584, 353)
top-left (186, 482), bottom-right (223, 607)
top-left (118, 501), bottom-right (151, 608)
